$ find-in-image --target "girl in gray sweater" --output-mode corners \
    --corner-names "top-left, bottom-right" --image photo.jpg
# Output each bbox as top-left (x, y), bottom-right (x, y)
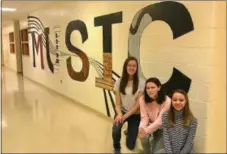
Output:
top-left (162, 89), bottom-right (198, 154)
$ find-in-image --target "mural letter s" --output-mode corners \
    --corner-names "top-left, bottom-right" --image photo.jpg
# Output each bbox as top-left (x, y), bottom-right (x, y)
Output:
top-left (65, 20), bottom-right (89, 82)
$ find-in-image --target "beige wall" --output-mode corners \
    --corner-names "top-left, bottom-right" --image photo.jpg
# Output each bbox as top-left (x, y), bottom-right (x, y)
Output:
top-left (2, 1), bottom-right (226, 153)
top-left (207, 2), bottom-right (226, 153)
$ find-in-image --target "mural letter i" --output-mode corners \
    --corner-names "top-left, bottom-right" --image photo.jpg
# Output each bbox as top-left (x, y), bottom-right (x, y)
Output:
top-left (94, 12), bottom-right (123, 90)
top-left (95, 53), bottom-right (115, 91)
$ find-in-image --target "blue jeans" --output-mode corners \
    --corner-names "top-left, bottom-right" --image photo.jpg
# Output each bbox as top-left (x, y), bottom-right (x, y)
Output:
top-left (112, 113), bottom-right (140, 150)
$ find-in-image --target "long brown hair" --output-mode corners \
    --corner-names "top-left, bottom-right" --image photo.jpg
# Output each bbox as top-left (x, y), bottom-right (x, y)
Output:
top-left (168, 89), bottom-right (196, 127)
top-left (119, 57), bottom-right (139, 95)
top-left (144, 77), bottom-right (166, 104)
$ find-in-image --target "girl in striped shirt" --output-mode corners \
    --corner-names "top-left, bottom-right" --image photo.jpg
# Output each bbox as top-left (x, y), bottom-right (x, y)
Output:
top-left (162, 89), bottom-right (198, 154)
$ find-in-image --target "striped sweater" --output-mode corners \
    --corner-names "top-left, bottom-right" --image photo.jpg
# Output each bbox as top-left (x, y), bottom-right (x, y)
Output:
top-left (162, 110), bottom-right (198, 154)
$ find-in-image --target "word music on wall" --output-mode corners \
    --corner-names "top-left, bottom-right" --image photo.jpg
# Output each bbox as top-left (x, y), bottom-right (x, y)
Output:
top-left (28, 1), bottom-right (194, 117)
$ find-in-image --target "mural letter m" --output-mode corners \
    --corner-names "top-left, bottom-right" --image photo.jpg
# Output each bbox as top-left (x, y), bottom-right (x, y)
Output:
top-left (31, 32), bottom-right (44, 69)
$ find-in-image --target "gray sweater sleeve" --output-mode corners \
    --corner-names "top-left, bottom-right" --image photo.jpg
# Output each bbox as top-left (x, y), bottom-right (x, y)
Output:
top-left (162, 112), bottom-right (173, 154)
top-left (180, 119), bottom-right (198, 154)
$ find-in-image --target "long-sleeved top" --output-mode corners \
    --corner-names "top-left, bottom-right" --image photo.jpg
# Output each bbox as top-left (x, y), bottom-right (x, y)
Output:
top-left (162, 110), bottom-right (198, 154)
top-left (139, 96), bottom-right (171, 134)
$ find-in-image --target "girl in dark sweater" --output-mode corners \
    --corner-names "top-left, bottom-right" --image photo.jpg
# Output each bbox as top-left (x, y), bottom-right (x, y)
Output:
top-left (162, 89), bottom-right (198, 154)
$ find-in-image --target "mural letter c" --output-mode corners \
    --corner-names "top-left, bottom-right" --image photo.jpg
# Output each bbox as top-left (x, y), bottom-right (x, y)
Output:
top-left (128, 1), bottom-right (194, 96)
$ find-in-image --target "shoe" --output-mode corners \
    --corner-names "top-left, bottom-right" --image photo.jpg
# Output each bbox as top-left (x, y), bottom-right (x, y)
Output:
top-left (114, 149), bottom-right (121, 154)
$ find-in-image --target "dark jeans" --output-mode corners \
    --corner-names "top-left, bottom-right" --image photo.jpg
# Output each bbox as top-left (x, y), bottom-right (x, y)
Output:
top-left (112, 112), bottom-right (140, 150)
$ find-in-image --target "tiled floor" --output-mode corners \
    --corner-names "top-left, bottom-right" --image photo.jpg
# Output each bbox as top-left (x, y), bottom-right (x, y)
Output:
top-left (1, 68), bottom-right (142, 153)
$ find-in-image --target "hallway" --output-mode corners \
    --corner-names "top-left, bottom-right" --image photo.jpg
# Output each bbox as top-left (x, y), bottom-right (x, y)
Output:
top-left (1, 68), bottom-right (140, 153)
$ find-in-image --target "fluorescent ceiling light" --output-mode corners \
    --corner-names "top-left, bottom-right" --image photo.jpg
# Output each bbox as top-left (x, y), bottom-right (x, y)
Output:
top-left (1, 7), bottom-right (17, 12)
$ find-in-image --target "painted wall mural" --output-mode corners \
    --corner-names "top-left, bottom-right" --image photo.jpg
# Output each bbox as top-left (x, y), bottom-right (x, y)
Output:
top-left (28, 15), bottom-right (121, 117)
top-left (128, 1), bottom-right (193, 96)
top-left (27, 1), bottom-right (194, 118)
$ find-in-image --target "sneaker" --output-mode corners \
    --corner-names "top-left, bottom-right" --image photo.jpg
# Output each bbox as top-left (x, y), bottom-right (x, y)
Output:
top-left (114, 149), bottom-right (121, 154)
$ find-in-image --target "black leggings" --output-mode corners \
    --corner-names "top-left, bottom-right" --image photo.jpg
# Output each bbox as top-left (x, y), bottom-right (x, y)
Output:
top-left (112, 113), bottom-right (140, 150)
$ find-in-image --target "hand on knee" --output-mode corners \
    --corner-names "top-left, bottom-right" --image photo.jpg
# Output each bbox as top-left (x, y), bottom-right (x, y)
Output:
top-left (138, 128), bottom-right (147, 139)
top-left (140, 134), bottom-right (151, 146)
